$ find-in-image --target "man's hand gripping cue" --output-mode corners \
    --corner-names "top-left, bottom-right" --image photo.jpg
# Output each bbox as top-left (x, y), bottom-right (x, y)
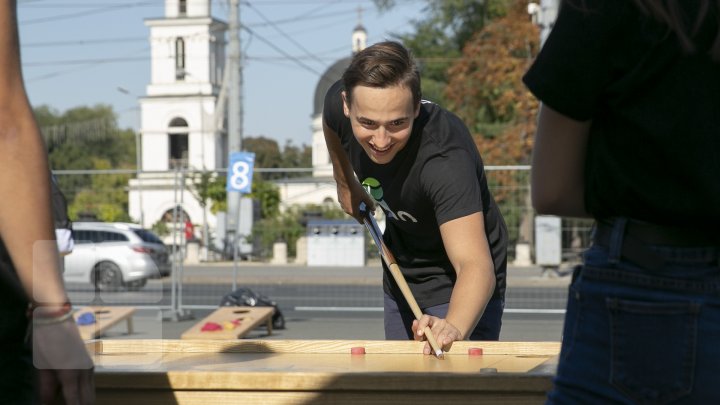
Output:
top-left (412, 316), bottom-right (463, 355)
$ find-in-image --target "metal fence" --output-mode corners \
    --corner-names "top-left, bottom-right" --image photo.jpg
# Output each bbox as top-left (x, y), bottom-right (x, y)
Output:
top-left (54, 166), bottom-right (594, 264)
top-left (55, 166), bottom-right (589, 313)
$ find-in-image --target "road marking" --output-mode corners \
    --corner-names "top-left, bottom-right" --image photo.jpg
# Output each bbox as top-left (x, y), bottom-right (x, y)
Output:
top-left (505, 309), bottom-right (566, 314)
top-left (295, 306), bottom-right (384, 312)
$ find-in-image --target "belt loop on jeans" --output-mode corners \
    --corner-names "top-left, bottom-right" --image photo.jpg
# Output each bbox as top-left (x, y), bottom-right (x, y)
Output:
top-left (594, 218), bottom-right (668, 270)
top-left (608, 217), bottom-right (627, 265)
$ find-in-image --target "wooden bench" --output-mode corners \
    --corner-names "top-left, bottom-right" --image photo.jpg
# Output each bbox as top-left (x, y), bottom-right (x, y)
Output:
top-left (181, 306), bottom-right (275, 340)
top-left (73, 306), bottom-right (136, 340)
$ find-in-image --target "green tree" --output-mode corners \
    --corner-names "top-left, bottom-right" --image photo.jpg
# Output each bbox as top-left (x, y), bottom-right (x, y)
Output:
top-left (374, 0), bottom-right (508, 105)
top-left (250, 180), bottom-right (281, 219)
top-left (280, 140), bottom-right (312, 177)
top-left (445, 0), bottom-right (539, 166)
top-left (188, 170), bottom-right (224, 246)
top-left (200, 174), bottom-right (280, 220)
top-left (38, 104), bottom-right (136, 205)
top-left (444, 0), bottom-right (541, 248)
top-left (206, 176), bottom-right (228, 214)
top-left (243, 136), bottom-right (312, 179)
top-left (251, 203), bottom-right (346, 259)
top-left (68, 158), bottom-right (132, 222)
top-left (243, 136), bottom-right (283, 179)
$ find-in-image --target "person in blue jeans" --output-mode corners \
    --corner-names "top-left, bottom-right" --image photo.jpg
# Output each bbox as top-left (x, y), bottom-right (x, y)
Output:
top-left (524, 0), bottom-right (720, 403)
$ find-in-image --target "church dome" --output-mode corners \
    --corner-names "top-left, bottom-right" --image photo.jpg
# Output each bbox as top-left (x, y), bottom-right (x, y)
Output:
top-left (312, 56), bottom-right (352, 117)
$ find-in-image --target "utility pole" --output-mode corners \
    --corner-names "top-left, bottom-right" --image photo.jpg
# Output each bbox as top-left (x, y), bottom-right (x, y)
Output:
top-left (226, 0), bottom-right (243, 255)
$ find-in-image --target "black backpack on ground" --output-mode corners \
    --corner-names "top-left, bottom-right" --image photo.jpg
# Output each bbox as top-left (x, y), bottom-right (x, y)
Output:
top-left (220, 287), bottom-right (285, 330)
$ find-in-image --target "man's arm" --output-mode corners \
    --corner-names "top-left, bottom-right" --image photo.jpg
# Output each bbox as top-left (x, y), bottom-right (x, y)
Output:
top-left (414, 212), bottom-right (495, 352)
top-left (0, 3), bottom-right (94, 404)
top-left (0, 0), bottom-right (66, 306)
top-left (322, 120), bottom-right (374, 221)
top-left (531, 104), bottom-right (592, 217)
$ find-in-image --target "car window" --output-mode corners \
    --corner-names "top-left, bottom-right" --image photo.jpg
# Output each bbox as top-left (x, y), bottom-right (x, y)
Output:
top-left (74, 230), bottom-right (92, 244)
top-left (100, 231), bottom-right (129, 243)
top-left (133, 229), bottom-right (163, 244)
top-left (86, 230), bottom-right (104, 243)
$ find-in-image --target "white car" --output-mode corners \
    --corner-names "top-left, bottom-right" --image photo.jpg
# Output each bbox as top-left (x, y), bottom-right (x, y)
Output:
top-left (64, 222), bottom-right (171, 291)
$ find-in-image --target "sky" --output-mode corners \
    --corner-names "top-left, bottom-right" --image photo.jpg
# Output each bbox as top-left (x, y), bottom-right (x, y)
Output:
top-left (17, 0), bottom-right (426, 148)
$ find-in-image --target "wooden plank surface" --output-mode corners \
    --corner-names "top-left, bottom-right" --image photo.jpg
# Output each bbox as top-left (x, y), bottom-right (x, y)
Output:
top-left (91, 339), bottom-right (560, 355)
top-left (90, 340), bottom-right (559, 388)
top-left (73, 306), bottom-right (135, 340)
top-left (180, 307), bottom-right (275, 340)
top-left (90, 339), bottom-right (559, 405)
top-left (92, 389), bottom-right (550, 405)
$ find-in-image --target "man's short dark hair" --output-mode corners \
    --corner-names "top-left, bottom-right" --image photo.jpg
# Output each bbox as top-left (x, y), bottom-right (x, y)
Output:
top-left (342, 41), bottom-right (422, 107)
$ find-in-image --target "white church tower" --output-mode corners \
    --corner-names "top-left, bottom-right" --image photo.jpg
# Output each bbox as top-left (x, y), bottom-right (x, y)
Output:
top-left (129, 0), bottom-right (227, 229)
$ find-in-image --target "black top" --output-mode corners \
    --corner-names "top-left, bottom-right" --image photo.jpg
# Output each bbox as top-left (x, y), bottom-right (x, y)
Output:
top-left (0, 240), bottom-right (28, 309)
top-left (523, 0), bottom-right (720, 227)
top-left (324, 80), bottom-right (507, 307)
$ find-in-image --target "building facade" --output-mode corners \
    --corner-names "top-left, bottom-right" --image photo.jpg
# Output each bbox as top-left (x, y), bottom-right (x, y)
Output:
top-left (129, 0), bottom-right (227, 230)
top-left (129, 2), bottom-right (371, 239)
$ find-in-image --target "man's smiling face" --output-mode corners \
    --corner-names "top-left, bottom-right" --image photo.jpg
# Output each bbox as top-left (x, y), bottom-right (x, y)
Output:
top-left (343, 84), bottom-right (419, 165)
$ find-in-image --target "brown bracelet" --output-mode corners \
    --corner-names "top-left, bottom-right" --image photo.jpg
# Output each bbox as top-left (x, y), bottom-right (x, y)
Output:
top-left (27, 301), bottom-right (73, 319)
top-left (32, 310), bottom-right (74, 325)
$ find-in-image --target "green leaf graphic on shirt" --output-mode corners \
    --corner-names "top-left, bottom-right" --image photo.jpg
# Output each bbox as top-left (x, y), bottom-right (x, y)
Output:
top-left (362, 177), bottom-right (383, 201)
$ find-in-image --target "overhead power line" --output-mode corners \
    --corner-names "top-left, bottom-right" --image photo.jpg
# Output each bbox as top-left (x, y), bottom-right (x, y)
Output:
top-left (245, 1), bottom-right (327, 70)
top-left (19, 0), bottom-right (222, 7)
top-left (24, 36), bottom-right (147, 47)
top-left (245, 8), bottom-right (359, 28)
top-left (24, 56), bottom-right (147, 67)
top-left (242, 25), bottom-right (322, 77)
top-left (22, 2), bottom-right (154, 25)
top-left (26, 47), bottom-right (149, 81)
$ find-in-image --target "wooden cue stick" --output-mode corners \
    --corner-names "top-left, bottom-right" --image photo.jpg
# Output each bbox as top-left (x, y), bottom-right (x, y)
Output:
top-left (377, 238), bottom-right (445, 358)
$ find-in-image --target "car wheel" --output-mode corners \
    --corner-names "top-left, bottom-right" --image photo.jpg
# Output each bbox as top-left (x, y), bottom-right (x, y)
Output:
top-left (125, 278), bottom-right (147, 291)
top-left (94, 262), bottom-right (122, 292)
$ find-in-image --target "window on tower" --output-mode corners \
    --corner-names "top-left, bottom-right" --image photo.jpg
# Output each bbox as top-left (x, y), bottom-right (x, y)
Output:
top-left (179, 0), bottom-right (187, 16)
top-left (168, 117), bottom-right (189, 169)
top-left (175, 38), bottom-right (186, 80)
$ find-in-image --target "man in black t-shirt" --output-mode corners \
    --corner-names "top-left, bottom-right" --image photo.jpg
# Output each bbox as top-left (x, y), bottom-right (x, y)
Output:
top-left (323, 41), bottom-right (507, 354)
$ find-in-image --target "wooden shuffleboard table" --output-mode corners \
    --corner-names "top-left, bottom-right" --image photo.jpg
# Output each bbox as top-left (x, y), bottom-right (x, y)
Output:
top-left (89, 339), bottom-right (560, 405)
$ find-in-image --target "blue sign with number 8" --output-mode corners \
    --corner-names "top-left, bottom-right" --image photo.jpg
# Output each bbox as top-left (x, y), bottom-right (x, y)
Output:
top-left (227, 152), bottom-right (255, 194)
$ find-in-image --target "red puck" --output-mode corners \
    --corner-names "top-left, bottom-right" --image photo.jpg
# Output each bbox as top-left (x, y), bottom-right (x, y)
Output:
top-left (350, 347), bottom-right (366, 355)
top-left (468, 347), bottom-right (483, 356)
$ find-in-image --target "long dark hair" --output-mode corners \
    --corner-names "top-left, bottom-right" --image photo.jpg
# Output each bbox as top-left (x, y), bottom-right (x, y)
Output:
top-left (632, 0), bottom-right (720, 60)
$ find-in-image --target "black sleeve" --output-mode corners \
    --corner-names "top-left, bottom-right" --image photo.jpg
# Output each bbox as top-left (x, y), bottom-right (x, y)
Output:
top-left (322, 80), bottom-right (345, 134)
top-left (421, 149), bottom-right (483, 226)
top-left (522, 0), bottom-right (630, 121)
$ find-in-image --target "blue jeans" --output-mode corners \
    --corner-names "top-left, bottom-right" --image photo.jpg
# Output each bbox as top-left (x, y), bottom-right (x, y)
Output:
top-left (383, 292), bottom-right (504, 340)
top-left (548, 220), bottom-right (720, 404)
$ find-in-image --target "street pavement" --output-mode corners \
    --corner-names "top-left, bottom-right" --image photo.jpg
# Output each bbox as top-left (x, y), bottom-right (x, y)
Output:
top-left (178, 259), bottom-right (574, 288)
top-left (80, 260), bottom-right (574, 343)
